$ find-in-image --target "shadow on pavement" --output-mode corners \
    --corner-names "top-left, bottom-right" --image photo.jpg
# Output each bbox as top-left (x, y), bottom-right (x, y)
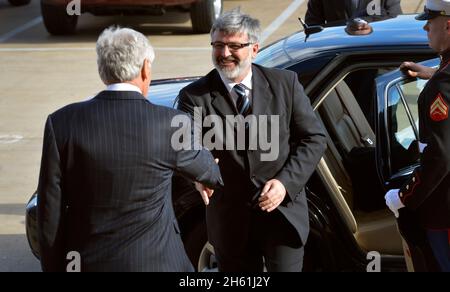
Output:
top-left (0, 204), bottom-right (26, 216)
top-left (7, 12), bottom-right (201, 44)
top-left (0, 234), bottom-right (41, 272)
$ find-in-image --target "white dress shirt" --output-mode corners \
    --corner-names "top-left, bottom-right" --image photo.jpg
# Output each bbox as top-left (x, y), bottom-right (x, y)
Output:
top-left (106, 83), bottom-right (142, 94)
top-left (218, 70), bottom-right (253, 106)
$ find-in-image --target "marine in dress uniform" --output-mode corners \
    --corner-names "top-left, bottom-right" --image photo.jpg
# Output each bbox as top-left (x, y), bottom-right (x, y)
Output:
top-left (385, 0), bottom-right (450, 272)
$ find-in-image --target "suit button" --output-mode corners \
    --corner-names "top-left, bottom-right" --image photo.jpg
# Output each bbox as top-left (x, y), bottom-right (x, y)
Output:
top-left (406, 185), bottom-right (409, 190)
top-left (412, 177), bottom-right (416, 183)
top-left (399, 192), bottom-right (403, 198)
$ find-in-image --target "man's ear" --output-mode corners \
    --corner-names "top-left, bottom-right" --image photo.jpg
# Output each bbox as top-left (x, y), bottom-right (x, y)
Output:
top-left (252, 43), bottom-right (260, 59)
top-left (142, 59), bottom-right (151, 82)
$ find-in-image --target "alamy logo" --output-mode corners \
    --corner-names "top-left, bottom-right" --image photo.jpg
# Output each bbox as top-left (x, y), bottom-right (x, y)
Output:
top-left (66, 0), bottom-right (81, 16)
top-left (366, 251), bottom-right (381, 272)
top-left (366, 0), bottom-right (381, 16)
top-left (66, 251), bottom-right (81, 272)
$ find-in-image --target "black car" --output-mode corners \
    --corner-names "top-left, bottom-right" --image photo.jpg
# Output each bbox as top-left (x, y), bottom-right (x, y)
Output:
top-left (26, 15), bottom-right (440, 271)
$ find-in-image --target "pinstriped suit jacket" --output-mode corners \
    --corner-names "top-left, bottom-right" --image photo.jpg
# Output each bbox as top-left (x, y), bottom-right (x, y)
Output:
top-left (37, 90), bottom-right (223, 272)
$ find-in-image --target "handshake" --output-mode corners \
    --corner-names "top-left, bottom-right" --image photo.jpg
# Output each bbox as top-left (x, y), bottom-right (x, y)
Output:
top-left (195, 158), bottom-right (219, 205)
top-left (195, 158), bottom-right (287, 212)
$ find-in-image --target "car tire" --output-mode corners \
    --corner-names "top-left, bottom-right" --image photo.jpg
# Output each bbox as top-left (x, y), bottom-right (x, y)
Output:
top-left (41, 1), bottom-right (78, 35)
top-left (303, 228), bottom-right (335, 271)
top-left (198, 241), bottom-right (218, 272)
top-left (8, 0), bottom-right (31, 6)
top-left (190, 0), bottom-right (222, 33)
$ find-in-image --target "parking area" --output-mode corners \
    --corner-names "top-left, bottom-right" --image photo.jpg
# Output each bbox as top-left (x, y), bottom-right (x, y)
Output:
top-left (0, 0), bottom-right (425, 272)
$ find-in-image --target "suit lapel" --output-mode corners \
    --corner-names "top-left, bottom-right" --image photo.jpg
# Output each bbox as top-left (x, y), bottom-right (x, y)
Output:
top-left (210, 70), bottom-right (238, 117)
top-left (251, 65), bottom-right (272, 116)
top-left (208, 66), bottom-right (273, 117)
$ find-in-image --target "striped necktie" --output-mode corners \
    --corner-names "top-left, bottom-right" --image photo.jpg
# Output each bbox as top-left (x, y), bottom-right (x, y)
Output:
top-left (233, 84), bottom-right (251, 116)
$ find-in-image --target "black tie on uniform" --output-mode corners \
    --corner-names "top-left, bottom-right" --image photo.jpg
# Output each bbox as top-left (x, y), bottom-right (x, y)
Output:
top-left (234, 84), bottom-right (251, 116)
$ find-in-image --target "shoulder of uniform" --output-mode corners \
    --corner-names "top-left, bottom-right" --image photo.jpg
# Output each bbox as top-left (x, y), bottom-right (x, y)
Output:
top-left (434, 62), bottom-right (450, 82)
top-left (432, 75), bottom-right (450, 98)
top-left (428, 82), bottom-right (450, 122)
top-left (441, 61), bottom-right (450, 73)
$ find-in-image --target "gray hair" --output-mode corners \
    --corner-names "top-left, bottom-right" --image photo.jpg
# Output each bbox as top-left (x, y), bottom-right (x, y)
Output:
top-left (210, 8), bottom-right (261, 43)
top-left (96, 27), bottom-right (155, 84)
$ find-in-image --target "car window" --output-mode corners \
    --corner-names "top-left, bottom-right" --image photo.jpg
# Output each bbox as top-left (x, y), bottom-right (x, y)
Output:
top-left (386, 78), bottom-right (427, 173)
top-left (287, 55), bottom-right (335, 88)
top-left (374, 58), bottom-right (439, 180)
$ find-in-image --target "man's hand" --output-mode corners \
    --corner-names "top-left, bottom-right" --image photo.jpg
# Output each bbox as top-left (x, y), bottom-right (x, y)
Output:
top-left (195, 159), bottom-right (219, 206)
top-left (195, 182), bottom-right (214, 206)
top-left (259, 179), bottom-right (286, 212)
top-left (384, 189), bottom-right (405, 218)
top-left (400, 62), bottom-right (436, 80)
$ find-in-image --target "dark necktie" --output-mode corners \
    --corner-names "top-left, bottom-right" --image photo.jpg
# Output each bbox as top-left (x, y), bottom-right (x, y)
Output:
top-left (233, 84), bottom-right (251, 116)
top-left (232, 83), bottom-right (251, 151)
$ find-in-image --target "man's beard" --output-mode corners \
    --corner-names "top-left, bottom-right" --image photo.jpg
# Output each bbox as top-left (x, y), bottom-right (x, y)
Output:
top-left (213, 55), bottom-right (252, 80)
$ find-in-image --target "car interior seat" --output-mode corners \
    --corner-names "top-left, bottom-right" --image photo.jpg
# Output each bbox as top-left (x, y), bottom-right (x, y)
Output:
top-left (318, 79), bottom-right (403, 255)
top-left (320, 81), bottom-right (376, 153)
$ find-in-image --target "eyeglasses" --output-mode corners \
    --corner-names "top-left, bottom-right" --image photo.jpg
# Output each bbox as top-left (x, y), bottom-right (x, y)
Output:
top-left (210, 42), bottom-right (254, 51)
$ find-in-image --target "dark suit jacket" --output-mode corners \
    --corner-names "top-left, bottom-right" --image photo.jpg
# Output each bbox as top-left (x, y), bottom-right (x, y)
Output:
top-left (305, 0), bottom-right (402, 25)
top-left (177, 65), bottom-right (327, 254)
top-left (37, 90), bottom-right (223, 272)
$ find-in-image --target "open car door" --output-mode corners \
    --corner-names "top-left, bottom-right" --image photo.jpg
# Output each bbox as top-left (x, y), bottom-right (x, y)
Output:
top-left (375, 58), bottom-right (441, 272)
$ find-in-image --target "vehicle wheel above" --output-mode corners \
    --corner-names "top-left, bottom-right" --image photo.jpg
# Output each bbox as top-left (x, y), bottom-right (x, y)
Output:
top-left (8, 0), bottom-right (31, 6)
top-left (190, 0), bottom-right (223, 33)
top-left (198, 242), bottom-right (218, 272)
top-left (41, 1), bottom-right (78, 35)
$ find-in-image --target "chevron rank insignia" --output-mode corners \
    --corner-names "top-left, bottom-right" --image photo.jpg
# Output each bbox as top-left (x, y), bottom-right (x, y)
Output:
top-left (430, 93), bottom-right (449, 122)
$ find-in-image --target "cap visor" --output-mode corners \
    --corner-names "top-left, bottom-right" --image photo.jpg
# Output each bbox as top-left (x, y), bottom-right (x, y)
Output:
top-left (415, 11), bottom-right (434, 20)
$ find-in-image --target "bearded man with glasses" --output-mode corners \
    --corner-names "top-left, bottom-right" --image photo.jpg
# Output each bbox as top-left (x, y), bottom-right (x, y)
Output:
top-left (177, 8), bottom-right (327, 272)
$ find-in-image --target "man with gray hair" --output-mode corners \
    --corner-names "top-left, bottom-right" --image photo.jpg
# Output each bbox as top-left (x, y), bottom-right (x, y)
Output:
top-left (37, 27), bottom-right (223, 272)
top-left (178, 9), bottom-right (327, 271)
